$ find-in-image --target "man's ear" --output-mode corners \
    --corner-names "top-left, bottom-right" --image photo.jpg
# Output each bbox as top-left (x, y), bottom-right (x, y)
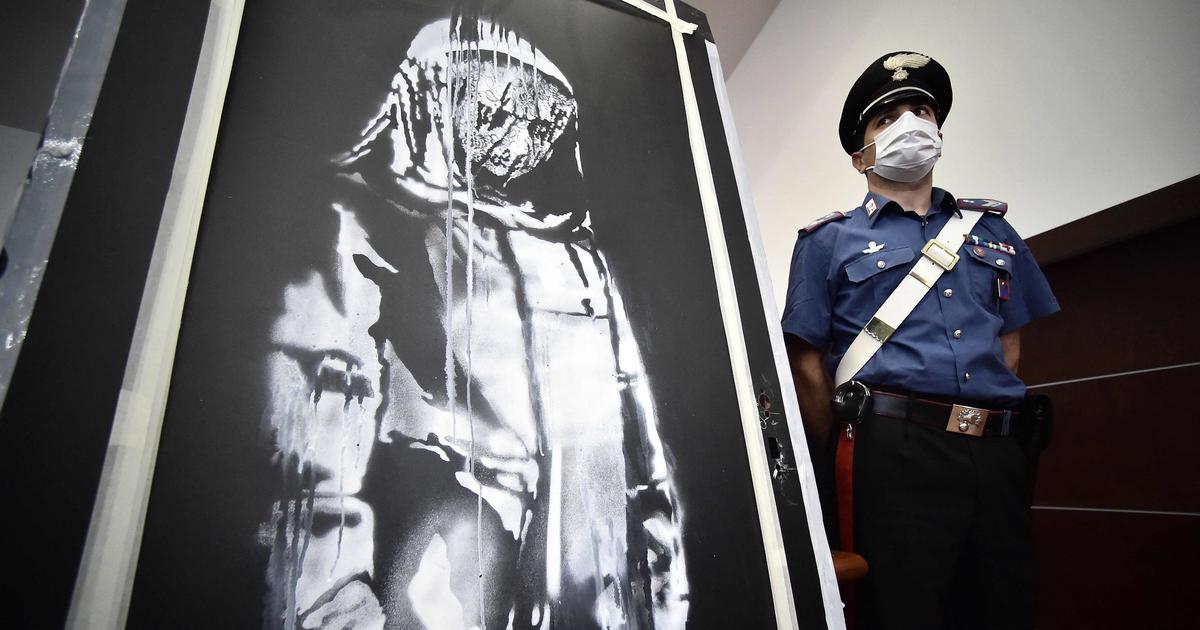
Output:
top-left (851, 151), bottom-right (867, 174)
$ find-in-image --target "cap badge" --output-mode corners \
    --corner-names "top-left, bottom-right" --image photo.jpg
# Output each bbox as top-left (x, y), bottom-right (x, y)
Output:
top-left (883, 53), bottom-right (931, 81)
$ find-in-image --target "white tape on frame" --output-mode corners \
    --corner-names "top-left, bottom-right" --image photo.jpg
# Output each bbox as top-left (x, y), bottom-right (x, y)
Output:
top-left (64, 2), bottom-right (247, 629)
top-left (616, 0), bottom-right (698, 33)
top-left (661, 1), bottom-right (807, 628)
top-left (702, 36), bottom-right (847, 630)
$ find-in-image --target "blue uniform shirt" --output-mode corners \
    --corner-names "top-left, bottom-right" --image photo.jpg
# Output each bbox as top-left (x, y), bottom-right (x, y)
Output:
top-left (781, 189), bottom-right (1059, 407)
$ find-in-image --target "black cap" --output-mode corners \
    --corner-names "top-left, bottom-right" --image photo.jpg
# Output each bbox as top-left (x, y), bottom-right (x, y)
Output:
top-left (839, 51), bottom-right (952, 154)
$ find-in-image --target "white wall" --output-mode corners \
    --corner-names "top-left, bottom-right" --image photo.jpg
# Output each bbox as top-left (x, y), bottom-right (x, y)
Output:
top-left (687, 0), bottom-right (780, 77)
top-left (727, 0), bottom-right (1200, 306)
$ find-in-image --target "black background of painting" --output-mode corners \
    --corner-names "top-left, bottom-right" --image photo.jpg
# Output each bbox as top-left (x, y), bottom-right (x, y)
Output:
top-left (684, 33), bottom-right (831, 630)
top-left (126, 1), bottom-right (795, 628)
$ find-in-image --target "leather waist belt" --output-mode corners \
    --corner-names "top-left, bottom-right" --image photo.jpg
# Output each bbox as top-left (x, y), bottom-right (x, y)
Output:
top-left (869, 390), bottom-right (1018, 437)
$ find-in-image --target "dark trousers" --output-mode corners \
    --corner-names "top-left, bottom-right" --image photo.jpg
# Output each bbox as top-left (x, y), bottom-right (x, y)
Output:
top-left (853, 412), bottom-right (1036, 629)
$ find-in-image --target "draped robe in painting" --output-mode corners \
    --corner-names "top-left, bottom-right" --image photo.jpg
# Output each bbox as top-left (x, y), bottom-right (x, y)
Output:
top-left (262, 18), bottom-right (688, 630)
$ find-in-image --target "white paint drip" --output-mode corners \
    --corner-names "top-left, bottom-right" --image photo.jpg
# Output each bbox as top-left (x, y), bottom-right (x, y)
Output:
top-left (461, 21), bottom-right (487, 629)
top-left (442, 22), bottom-right (459, 442)
top-left (545, 448), bottom-right (562, 599)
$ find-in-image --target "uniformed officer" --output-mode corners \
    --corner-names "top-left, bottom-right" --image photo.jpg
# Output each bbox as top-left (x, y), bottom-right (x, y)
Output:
top-left (782, 51), bottom-right (1059, 628)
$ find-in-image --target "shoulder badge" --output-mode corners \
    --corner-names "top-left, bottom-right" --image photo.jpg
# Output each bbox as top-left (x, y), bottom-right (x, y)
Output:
top-left (957, 198), bottom-right (1008, 215)
top-left (798, 211), bottom-right (847, 236)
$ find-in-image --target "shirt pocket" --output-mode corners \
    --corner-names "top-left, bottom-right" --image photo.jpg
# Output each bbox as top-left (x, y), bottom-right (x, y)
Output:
top-left (844, 246), bottom-right (916, 304)
top-left (963, 245), bottom-right (1014, 310)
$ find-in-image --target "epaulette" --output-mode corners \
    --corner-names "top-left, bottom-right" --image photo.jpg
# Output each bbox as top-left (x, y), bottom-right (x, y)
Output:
top-left (957, 198), bottom-right (1008, 215)
top-left (798, 211), bottom-right (847, 236)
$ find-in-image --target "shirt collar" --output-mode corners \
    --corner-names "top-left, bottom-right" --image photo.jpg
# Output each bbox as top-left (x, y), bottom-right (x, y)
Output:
top-left (862, 187), bottom-right (961, 226)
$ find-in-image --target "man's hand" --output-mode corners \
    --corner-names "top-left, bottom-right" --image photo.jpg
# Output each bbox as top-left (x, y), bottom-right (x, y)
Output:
top-left (784, 334), bottom-right (835, 447)
top-left (1001, 330), bottom-right (1020, 374)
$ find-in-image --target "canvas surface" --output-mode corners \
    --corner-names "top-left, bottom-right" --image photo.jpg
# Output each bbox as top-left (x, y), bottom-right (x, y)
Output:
top-left (127, 2), bottom-right (800, 628)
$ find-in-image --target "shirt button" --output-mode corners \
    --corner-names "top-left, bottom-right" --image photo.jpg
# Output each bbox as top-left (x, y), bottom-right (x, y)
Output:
top-left (996, 258), bottom-right (1006, 267)
top-left (877, 260), bottom-right (886, 269)
top-left (943, 288), bottom-right (953, 298)
top-left (953, 329), bottom-right (963, 339)
top-left (964, 372), bottom-right (972, 381)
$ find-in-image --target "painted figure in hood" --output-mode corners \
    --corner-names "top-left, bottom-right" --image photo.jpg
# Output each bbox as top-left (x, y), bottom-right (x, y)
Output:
top-left (262, 16), bottom-right (689, 630)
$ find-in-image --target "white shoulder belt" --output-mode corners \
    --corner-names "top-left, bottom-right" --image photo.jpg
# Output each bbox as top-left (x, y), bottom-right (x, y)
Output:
top-left (834, 210), bottom-right (986, 386)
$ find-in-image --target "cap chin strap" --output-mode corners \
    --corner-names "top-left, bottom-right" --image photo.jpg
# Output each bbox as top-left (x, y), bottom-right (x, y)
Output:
top-left (834, 209), bottom-right (986, 386)
top-left (858, 86), bottom-right (939, 122)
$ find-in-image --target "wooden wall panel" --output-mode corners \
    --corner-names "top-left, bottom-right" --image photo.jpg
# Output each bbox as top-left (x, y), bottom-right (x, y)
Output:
top-left (1021, 216), bottom-right (1200, 387)
top-left (1020, 178), bottom-right (1200, 629)
top-left (1031, 366), bottom-right (1200, 511)
top-left (1033, 509), bottom-right (1198, 630)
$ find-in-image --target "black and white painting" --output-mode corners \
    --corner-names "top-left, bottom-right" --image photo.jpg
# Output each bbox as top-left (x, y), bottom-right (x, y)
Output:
top-left (128, 2), bottom-right (819, 628)
top-left (262, 15), bottom-right (688, 629)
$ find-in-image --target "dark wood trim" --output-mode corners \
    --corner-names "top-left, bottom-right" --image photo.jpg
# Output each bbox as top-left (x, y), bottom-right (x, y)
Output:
top-left (1026, 173), bottom-right (1200, 265)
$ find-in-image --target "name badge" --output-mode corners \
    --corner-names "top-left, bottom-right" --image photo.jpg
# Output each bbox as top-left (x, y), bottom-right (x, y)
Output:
top-left (997, 277), bottom-right (1012, 302)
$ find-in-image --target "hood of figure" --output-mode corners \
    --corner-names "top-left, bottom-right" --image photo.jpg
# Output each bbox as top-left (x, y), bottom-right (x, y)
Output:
top-left (337, 17), bottom-right (581, 215)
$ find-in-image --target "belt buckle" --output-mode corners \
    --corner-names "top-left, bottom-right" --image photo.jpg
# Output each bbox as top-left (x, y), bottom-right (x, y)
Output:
top-left (947, 404), bottom-right (987, 436)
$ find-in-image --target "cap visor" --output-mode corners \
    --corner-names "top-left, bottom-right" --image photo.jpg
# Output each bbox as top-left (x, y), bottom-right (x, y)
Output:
top-left (859, 86), bottom-right (938, 121)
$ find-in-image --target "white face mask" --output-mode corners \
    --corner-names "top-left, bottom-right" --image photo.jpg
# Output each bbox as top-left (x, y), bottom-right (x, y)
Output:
top-left (861, 111), bottom-right (942, 183)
